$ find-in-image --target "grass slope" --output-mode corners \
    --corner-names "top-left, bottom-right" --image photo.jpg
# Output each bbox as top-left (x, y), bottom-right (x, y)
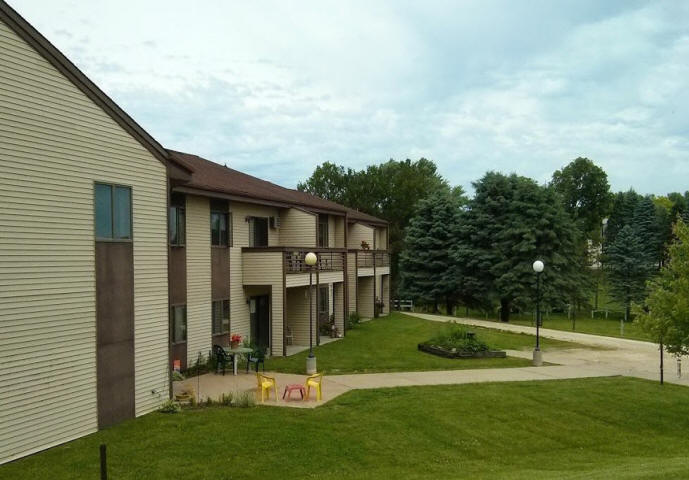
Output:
top-left (4, 377), bottom-right (689, 480)
top-left (266, 313), bottom-right (580, 374)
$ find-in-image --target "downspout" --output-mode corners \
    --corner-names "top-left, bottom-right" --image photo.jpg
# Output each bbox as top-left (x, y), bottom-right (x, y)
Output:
top-left (165, 167), bottom-right (172, 400)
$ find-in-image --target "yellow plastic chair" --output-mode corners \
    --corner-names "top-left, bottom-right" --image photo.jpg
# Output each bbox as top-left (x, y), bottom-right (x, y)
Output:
top-left (256, 373), bottom-right (277, 402)
top-left (305, 373), bottom-right (323, 401)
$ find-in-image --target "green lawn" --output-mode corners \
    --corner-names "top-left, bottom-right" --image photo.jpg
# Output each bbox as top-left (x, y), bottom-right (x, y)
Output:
top-left (265, 313), bottom-right (583, 374)
top-left (4, 377), bottom-right (689, 479)
top-left (453, 274), bottom-right (654, 342)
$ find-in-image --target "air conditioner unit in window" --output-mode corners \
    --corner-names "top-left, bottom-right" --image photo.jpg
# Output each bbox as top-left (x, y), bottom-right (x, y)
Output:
top-left (270, 215), bottom-right (280, 229)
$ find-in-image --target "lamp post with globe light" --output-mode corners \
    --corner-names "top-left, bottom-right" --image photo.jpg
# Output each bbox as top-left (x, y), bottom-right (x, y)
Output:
top-left (305, 252), bottom-right (318, 374)
top-left (532, 259), bottom-right (544, 366)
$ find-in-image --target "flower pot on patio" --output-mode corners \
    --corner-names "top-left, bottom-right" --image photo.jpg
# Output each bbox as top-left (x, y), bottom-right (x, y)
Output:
top-left (230, 341), bottom-right (240, 349)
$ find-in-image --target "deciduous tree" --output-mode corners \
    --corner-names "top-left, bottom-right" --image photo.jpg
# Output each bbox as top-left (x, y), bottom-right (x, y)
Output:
top-left (635, 220), bottom-right (689, 383)
top-left (551, 157), bottom-right (612, 238)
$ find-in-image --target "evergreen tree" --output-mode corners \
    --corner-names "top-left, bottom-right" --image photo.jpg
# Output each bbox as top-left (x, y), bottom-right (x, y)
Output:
top-left (399, 188), bottom-right (466, 313)
top-left (605, 224), bottom-right (654, 320)
top-left (604, 189), bottom-right (641, 248)
top-left (451, 172), bottom-right (586, 322)
top-left (632, 196), bottom-right (661, 268)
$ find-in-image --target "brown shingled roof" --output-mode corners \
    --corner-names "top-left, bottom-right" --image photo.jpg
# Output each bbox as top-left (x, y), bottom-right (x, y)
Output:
top-left (167, 150), bottom-right (387, 225)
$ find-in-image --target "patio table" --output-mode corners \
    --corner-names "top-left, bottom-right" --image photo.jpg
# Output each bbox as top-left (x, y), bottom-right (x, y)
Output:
top-left (223, 347), bottom-right (253, 376)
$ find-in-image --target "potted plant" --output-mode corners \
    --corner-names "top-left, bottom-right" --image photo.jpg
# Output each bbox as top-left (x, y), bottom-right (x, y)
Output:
top-left (230, 333), bottom-right (242, 349)
top-left (329, 314), bottom-right (337, 338)
top-left (374, 297), bottom-right (384, 317)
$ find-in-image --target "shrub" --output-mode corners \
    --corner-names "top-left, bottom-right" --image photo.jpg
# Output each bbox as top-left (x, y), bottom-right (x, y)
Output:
top-left (232, 390), bottom-right (256, 408)
top-left (424, 323), bottom-right (490, 353)
top-left (220, 393), bottom-right (233, 406)
top-left (158, 399), bottom-right (181, 414)
top-left (346, 312), bottom-right (361, 329)
top-left (172, 371), bottom-right (185, 382)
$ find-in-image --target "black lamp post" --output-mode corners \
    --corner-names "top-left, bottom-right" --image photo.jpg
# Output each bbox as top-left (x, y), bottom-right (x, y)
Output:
top-left (305, 252), bottom-right (318, 373)
top-left (532, 259), bottom-right (544, 366)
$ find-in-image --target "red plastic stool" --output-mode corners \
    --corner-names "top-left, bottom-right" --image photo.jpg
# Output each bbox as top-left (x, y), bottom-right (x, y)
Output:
top-left (283, 383), bottom-right (306, 401)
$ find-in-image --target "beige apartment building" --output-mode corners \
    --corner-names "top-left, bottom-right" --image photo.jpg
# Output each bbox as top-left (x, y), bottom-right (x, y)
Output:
top-left (0, 0), bottom-right (388, 464)
top-left (0, 1), bottom-right (171, 464)
top-left (165, 151), bottom-right (390, 367)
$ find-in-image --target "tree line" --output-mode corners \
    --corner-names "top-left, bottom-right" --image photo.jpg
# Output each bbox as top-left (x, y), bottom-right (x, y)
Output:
top-left (299, 157), bottom-right (689, 326)
top-left (298, 158), bottom-right (448, 292)
top-left (401, 157), bottom-right (689, 322)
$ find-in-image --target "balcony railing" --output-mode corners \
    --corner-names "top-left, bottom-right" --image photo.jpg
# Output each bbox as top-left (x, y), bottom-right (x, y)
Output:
top-left (284, 249), bottom-right (345, 274)
top-left (356, 251), bottom-right (390, 268)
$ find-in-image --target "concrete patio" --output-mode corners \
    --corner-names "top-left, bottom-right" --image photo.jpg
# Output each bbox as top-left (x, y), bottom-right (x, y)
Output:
top-left (173, 361), bottom-right (615, 410)
top-left (173, 370), bottom-right (351, 408)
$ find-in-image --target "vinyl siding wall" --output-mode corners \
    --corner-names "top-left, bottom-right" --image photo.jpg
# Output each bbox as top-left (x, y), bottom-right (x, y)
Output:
top-left (358, 276), bottom-right (375, 318)
top-left (279, 208), bottom-right (315, 246)
top-left (0, 20), bottom-right (168, 464)
top-left (328, 215), bottom-right (335, 248)
top-left (334, 282), bottom-right (344, 332)
top-left (381, 275), bottom-right (390, 315)
top-left (375, 227), bottom-right (387, 250)
top-left (285, 286), bottom-right (316, 346)
top-left (347, 252), bottom-right (357, 313)
top-left (241, 251), bottom-right (284, 355)
top-left (348, 223), bottom-right (374, 250)
top-left (185, 195), bottom-right (211, 366)
top-left (334, 216), bottom-right (345, 248)
top-left (229, 202), bottom-right (279, 342)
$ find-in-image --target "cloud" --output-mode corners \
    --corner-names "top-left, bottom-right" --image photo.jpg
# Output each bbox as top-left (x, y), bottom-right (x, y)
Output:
top-left (8, 0), bottom-right (689, 194)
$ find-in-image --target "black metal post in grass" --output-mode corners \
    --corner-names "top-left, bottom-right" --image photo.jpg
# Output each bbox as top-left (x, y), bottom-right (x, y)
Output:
top-left (100, 444), bottom-right (107, 480)
top-left (197, 352), bottom-right (202, 403)
top-left (660, 339), bottom-right (664, 385)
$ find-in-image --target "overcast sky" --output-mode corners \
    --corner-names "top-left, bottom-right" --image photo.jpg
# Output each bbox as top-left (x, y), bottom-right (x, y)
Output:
top-left (10, 0), bottom-right (689, 194)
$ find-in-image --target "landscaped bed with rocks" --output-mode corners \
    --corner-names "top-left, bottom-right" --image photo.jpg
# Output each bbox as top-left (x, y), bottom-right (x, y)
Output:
top-left (418, 323), bottom-right (506, 358)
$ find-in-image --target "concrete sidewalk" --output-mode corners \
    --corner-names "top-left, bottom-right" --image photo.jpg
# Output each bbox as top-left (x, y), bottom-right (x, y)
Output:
top-left (406, 312), bottom-right (685, 386)
top-left (406, 312), bottom-right (657, 350)
top-left (174, 363), bottom-right (615, 410)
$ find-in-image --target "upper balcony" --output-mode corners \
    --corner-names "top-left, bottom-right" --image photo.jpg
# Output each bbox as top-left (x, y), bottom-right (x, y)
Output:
top-left (242, 246), bottom-right (347, 287)
top-left (352, 250), bottom-right (390, 276)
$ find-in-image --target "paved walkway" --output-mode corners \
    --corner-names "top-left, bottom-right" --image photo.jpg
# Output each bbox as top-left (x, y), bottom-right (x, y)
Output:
top-left (174, 364), bottom-right (612, 409)
top-left (174, 313), bottom-right (686, 409)
top-left (407, 312), bottom-right (686, 386)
